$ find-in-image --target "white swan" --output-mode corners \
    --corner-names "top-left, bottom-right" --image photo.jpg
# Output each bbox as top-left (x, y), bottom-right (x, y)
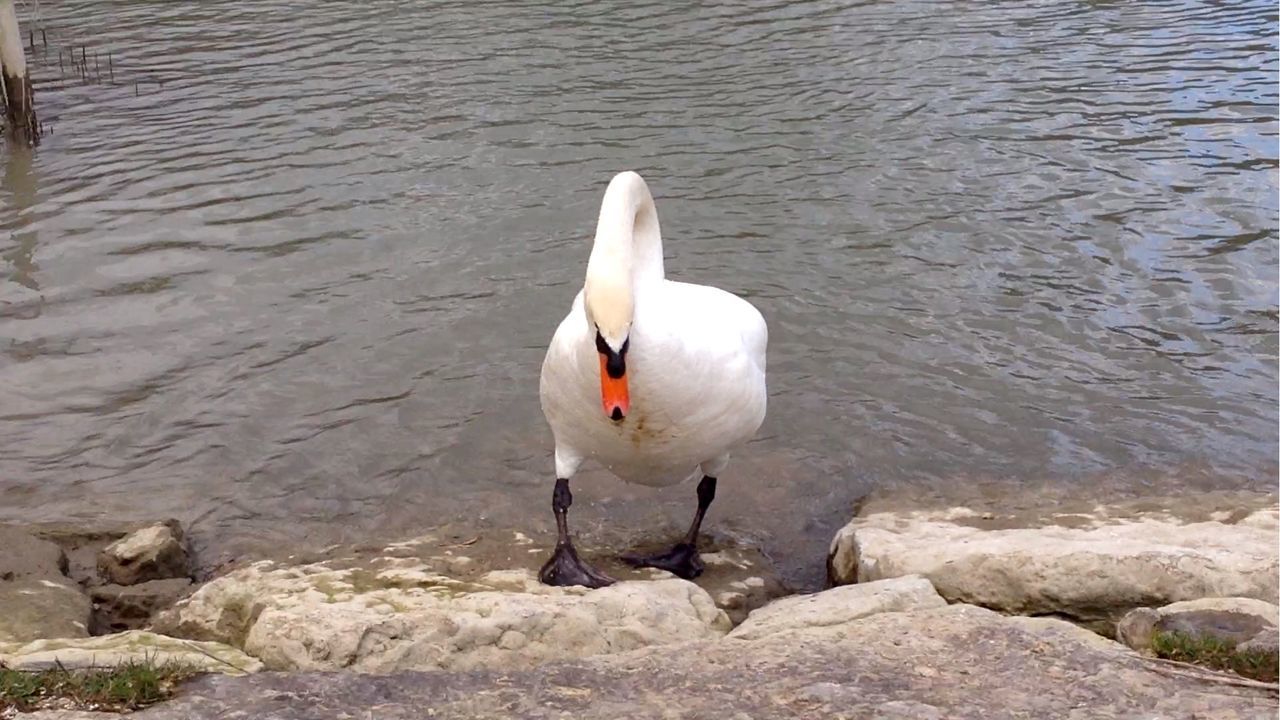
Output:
top-left (537, 171), bottom-right (768, 587)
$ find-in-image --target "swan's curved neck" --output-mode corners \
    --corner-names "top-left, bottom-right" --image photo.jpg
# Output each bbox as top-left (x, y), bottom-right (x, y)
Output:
top-left (585, 172), bottom-right (665, 294)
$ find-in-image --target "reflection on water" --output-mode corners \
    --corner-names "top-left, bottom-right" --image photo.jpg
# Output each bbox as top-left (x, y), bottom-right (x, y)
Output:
top-left (0, 0), bottom-right (1276, 586)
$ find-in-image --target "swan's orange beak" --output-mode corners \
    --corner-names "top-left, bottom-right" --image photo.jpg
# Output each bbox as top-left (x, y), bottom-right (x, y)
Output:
top-left (598, 352), bottom-right (629, 422)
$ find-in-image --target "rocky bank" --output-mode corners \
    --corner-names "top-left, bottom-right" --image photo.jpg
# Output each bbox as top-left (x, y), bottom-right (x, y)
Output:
top-left (3, 489), bottom-right (1278, 718)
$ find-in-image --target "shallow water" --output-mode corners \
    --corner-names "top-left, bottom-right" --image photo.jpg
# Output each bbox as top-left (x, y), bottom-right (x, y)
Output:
top-left (1, 0), bottom-right (1276, 586)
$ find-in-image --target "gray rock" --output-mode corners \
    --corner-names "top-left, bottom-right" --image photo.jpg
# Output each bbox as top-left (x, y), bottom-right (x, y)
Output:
top-left (17, 707), bottom-right (119, 712)
top-left (97, 521), bottom-right (190, 586)
top-left (154, 547), bottom-right (731, 672)
top-left (0, 630), bottom-right (261, 675)
top-left (89, 578), bottom-right (194, 634)
top-left (0, 576), bottom-right (90, 643)
top-left (728, 574), bottom-right (945, 641)
top-left (0, 526), bottom-right (68, 580)
top-left (872, 701), bottom-right (944, 720)
top-left (124, 604), bottom-right (1275, 719)
top-left (1116, 607), bottom-right (1162, 651)
top-left (0, 526), bottom-right (88, 643)
top-left (1117, 597), bottom-right (1279, 653)
top-left (27, 520), bottom-right (138, 587)
top-left (828, 500), bottom-right (1279, 631)
top-left (1239, 627), bottom-right (1280, 655)
top-left (690, 544), bottom-right (790, 624)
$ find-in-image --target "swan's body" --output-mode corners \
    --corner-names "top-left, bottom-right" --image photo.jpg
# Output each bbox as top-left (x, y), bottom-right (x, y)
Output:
top-left (541, 280), bottom-right (767, 486)
top-left (539, 172), bottom-right (767, 487)
top-left (535, 171), bottom-right (767, 588)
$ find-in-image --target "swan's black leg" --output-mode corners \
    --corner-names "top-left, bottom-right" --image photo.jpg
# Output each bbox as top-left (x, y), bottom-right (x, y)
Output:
top-left (622, 475), bottom-right (716, 580)
top-left (539, 478), bottom-right (615, 588)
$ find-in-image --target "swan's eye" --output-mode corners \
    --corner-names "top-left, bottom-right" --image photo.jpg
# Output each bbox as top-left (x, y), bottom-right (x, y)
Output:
top-left (595, 331), bottom-right (627, 379)
top-left (595, 331), bottom-right (629, 356)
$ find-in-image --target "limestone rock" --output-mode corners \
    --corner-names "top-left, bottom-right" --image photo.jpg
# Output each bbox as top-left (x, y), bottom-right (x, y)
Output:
top-left (0, 576), bottom-right (91, 643)
top-left (1117, 596), bottom-right (1279, 653)
top-left (97, 521), bottom-right (190, 586)
top-left (154, 556), bottom-right (731, 672)
top-left (126, 604), bottom-right (1274, 719)
top-left (0, 630), bottom-right (261, 675)
top-left (728, 575), bottom-right (945, 641)
top-left (90, 578), bottom-right (194, 634)
top-left (828, 500), bottom-right (1279, 630)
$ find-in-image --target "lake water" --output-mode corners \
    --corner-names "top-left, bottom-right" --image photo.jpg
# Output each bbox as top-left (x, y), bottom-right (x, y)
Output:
top-left (1, 0), bottom-right (1276, 586)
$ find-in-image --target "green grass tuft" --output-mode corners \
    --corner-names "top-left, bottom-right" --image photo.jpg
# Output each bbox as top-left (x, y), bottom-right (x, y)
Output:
top-left (1151, 630), bottom-right (1279, 683)
top-left (0, 658), bottom-right (198, 713)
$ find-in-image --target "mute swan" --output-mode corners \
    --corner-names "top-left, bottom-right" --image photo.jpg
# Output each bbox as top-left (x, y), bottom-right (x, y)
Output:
top-left (538, 171), bottom-right (768, 588)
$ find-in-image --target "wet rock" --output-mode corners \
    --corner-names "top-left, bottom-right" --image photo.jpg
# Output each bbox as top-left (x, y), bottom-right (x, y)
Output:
top-left (728, 575), bottom-right (945, 641)
top-left (285, 528), bottom-right (786, 628)
top-left (97, 521), bottom-right (190, 586)
top-left (0, 527), bottom-right (90, 643)
top-left (1117, 597), bottom-right (1279, 653)
top-left (154, 550), bottom-right (730, 672)
top-left (0, 526), bottom-right (69, 580)
top-left (89, 578), bottom-right (194, 634)
top-left (27, 520), bottom-right (139, 587)
top-left (126, 604), bottom-right (1275, 719)
top-left (0, 576), bottom-right (91, 643)
top-left (0, 630), bottom-right (261, 675)
top-left (828, 500), bottom-right (1278, 631)
top-left (645, 542), bottom-right (789, 624)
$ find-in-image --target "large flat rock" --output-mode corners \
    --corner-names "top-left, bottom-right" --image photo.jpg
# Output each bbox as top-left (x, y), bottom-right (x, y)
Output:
top-left (0, 526), bottom-right (89, 644)
top-left (0, 576), bottom-right (90, 643)
top-left (828, 496), bottom-right (1279, 631)
top-left (728, 574), bottom-right (945, 641)
top-left (128, 604), bottom-right (1277, 719)
top-left (153, 546), bottom-right (731, 672)
top-left (0, 630), bottom-right (261, 675)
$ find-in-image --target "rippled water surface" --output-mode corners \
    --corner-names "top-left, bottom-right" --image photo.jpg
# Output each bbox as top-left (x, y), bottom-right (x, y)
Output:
top-left (2, 0), bottom-right (1276, 585)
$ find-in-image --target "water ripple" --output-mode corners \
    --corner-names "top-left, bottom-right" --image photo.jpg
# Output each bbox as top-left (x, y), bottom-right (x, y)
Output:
top-left (0, 0), bottom-right (1274, 586)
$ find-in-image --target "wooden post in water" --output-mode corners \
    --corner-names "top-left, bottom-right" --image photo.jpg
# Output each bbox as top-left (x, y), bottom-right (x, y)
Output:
top-left (0, 0), bottom-right (39, 145)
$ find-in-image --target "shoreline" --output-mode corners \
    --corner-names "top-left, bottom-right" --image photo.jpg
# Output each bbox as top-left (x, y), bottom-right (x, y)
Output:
top-left (3, 485), bottom-right (1277, 717)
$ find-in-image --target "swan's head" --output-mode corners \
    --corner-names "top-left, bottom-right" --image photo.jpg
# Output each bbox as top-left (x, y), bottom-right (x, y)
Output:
top-left (584, 277), bottom-right (632, 422)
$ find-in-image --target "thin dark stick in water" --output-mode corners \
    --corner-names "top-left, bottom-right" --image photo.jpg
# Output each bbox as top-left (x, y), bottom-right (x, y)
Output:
top-left (40, 28), bottom-right (46, 47)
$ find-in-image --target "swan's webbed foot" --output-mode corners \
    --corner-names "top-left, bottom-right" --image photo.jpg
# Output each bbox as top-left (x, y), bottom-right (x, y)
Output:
top-left (621, 542), bottom-right (704, 580)
top-left (539, 541), bottom-right (616, 588)
top-left (539, 477), bottom-right (616, 588)
top-left (621, 475), bottom-right (717, 581)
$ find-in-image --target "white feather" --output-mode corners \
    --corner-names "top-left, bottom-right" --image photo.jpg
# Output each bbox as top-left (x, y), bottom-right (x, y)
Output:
top-left (539, 172), bottom-right (768, 487)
